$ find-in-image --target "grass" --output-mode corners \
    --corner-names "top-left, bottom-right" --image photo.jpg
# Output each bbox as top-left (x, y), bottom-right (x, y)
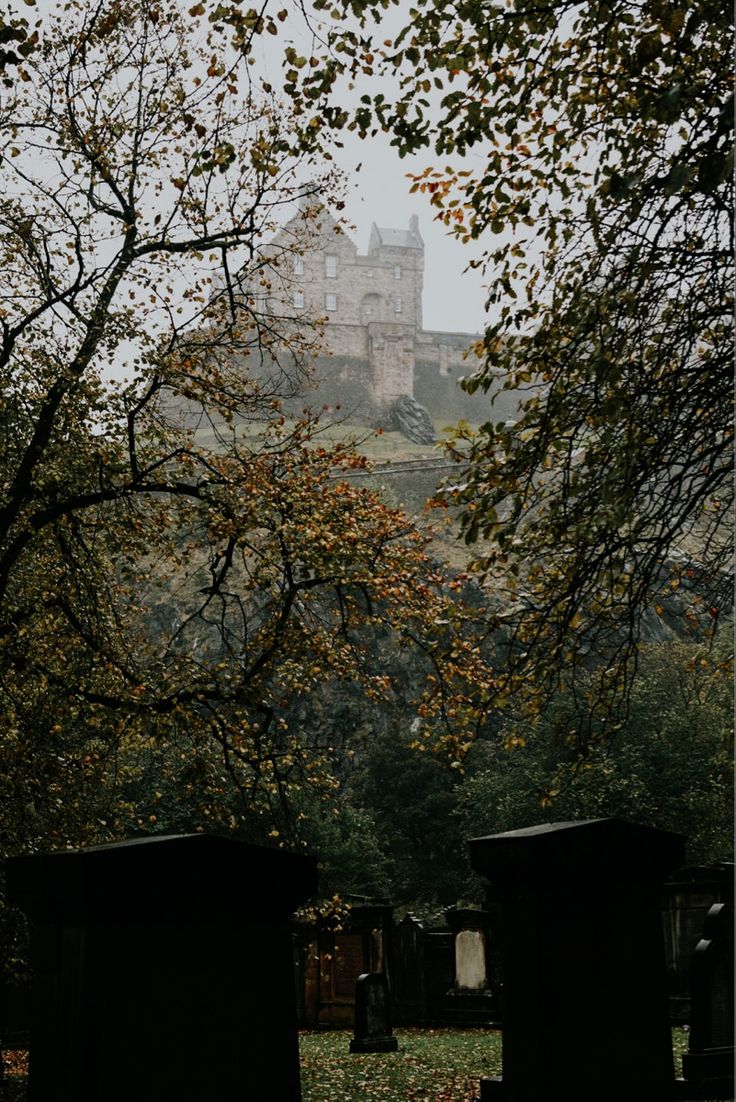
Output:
top-left (0, 1028), bottom-right (706, 1101)
top-left (193, 415), bottom-right (452, 462)
top-left (0, 1032), bottom-right (500, 1101)
top-left (300, 1028), bottom-right (502, 1102)
top-left (300, 1029), bottom-right (706, 1102)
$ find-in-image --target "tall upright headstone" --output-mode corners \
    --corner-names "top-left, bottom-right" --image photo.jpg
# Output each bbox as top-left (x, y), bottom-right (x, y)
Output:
top-left (442, 907), bottom-right (498, 1026)
top-left (390, 913), bottom-right (426, 1025)
top-left (469, 818), bottom-right (685, 1102)
top-left (349, 973), bottom-right (399, 1053)
top-left (661, 863), bottom-right (734, 1023)
top-left (6, 834), bottom-right (318, 1102)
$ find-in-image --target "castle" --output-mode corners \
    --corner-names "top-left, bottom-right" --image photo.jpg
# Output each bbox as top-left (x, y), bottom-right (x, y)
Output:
top-left (258, 202), bottom-right (493, 429)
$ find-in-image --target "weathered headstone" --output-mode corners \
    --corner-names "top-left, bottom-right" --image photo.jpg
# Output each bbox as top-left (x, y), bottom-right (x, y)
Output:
top-left (390, 913), bottom-right (426, 1025)
top-left (442, 907), bottom-right (498, 1026)
top-left (423, 928), bottom-right (454, 1023)
top-left (678, 902), bottom-right (734, 1100)
top-left (469, 818), bottom-right (685, 1102)
top-left (350, 972), bottom-right (399, 1053)
top-left (6, 834), bottom-right (317, 1102)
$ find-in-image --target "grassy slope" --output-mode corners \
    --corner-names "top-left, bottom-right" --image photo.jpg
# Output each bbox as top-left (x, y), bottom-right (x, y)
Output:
top-left (193, 416), bottom-right (478, 570)
top-left (192, 416), bottom-right (451, 463)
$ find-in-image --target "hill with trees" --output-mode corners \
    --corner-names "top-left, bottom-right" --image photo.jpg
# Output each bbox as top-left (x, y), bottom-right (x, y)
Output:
top-left (0, 0), bottom-right (731, 958)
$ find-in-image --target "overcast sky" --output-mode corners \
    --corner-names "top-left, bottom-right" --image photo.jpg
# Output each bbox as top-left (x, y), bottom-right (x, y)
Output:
top-left (28, 0), bottom-right (491, 341)
top-left (331, 130), bottom-right (490, 337)
top-left (254, 4), bottom-right (491, 338)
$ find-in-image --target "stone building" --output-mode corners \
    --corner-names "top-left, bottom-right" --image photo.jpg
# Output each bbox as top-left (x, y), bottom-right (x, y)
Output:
top-left (254, 201), bottom-right (495, 429)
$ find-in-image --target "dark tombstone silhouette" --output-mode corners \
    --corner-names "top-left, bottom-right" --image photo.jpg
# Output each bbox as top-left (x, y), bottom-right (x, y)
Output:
top-left (423, 927), bottom-right (454, 1024)
top-left (391, 913), bottom-right (426, 1025)
top-left (469, 818), bottom-right (685, 1102)
top-left (5, 834), bottom-right (317, 1102)
top-left (662, 864), bottom-right (734, 1023)
top-left (349, 973), bottom-right (399, 1053)
top-left (678, 902), bottom-right (734, 1100)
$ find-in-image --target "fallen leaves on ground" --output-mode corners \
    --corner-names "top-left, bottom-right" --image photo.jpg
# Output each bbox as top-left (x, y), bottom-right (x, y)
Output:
top-left (299, 1028), bottom-right (502, 1102)
top-left (1, 1050), bottom-right (28, 1077)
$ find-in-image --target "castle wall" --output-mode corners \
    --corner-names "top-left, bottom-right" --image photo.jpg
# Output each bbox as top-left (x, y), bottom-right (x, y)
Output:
top-left (416, 329), bottom-right (482, 375)
top-left (367, 322), bottom-right (415, 407)
top-left (252, 205), bottom-right (512, 426)
top-left (318, 323), bottom-right (369, 360)
top-left (268, 209), bottom-right (423, 338)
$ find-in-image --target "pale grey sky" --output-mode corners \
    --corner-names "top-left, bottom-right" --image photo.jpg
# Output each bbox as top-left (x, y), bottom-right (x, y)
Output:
top-left (254, 3), bottom-right (492, 338)
top-left (333, 129), bottom-right (490, 337)
top-left (24, 0), bottom-right (492, 345)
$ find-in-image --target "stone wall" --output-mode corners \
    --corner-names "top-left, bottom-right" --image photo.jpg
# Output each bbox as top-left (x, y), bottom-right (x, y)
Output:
top-left (256, 203), bottom-right (490, 419)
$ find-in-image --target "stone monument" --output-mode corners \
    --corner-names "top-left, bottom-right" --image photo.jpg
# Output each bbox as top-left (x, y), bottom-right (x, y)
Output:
top-left (6, 834), bottom-right (318, 1102)
top-left (678, 901), bottom-right (734, 1100)
top-left (442, 907), bottom-right (498, 1026)
top-left (469, 818), bottom-right (685, 1102)
top-left (349, 972), bottom-right (399, 1054)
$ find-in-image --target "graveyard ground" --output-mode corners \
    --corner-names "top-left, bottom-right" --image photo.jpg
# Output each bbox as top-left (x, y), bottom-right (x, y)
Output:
top-left (0, 1028), bottom-right (700, 1100)
top-left (300, 1028), bottom-right (694, 1102)
top-left (300, 1028), bottom-right (502, 1101)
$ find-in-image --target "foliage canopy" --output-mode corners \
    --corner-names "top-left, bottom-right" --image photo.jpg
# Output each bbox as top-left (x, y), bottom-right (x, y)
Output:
top-left (0, 0), bottom-right (498, 894)
top-left (0, 0), bottom-right (732, 961)
top-left (288, 0), bottom-right (734, 734)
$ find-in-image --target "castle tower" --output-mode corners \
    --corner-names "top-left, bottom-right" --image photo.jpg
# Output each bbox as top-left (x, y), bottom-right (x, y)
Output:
top-left (364, 216), bottom-right (424, 411)
top-left (245, 205), bottom-right (484, 430)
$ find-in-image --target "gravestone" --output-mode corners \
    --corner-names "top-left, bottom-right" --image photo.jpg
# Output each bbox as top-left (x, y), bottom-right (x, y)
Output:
top-left (5, 834), bottom-right (318, 1102)
top-left (678, 902), bottom-right (734, 1100)
top-left (349, 973), bottom-right (399, 1053)
top-left (390, 913), bottom-right (426, 1025)
top-left (423, 928), bottom-right (454, 1023)
top-left (469, 818), bottom-right (685, 1102)
top-left (297, 896), bottom-right (392, 1029)
top-left (442, 908), bottom-right (498, 1026)
top-left (661, 864), bottom-right (734, 1023)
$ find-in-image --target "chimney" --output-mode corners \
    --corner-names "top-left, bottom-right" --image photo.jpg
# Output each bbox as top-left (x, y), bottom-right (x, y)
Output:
top-left (298, 182), bottom-right (321, 211)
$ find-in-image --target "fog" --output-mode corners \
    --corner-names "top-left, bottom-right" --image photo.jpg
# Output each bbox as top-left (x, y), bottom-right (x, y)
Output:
top-left (330, 129), bottom-right (490, 337)
top-left (252, 2), bottom-right (492, 338)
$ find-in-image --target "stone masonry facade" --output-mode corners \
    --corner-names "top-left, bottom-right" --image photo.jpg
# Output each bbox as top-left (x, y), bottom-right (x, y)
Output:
top-left (256, 201), bottom-right (487, 424)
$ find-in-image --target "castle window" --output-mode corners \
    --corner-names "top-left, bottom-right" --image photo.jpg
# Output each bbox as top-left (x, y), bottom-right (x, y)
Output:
top-left (394, 265), bottom-right (401, 280)
top-left (394, 296), bottom-right (402, 314)
top-left (293, 254), bottom-right (304, 275)
top-left (293, 290), bottom-right (305, 309)
top-left (325, 292), bottom-right (337, 311)
top-left (325, 254), bottom-right (337, 278)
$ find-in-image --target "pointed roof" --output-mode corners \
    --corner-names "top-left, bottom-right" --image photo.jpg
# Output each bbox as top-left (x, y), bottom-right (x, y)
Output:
top-left (369, 215), bottom-right (424, 252)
